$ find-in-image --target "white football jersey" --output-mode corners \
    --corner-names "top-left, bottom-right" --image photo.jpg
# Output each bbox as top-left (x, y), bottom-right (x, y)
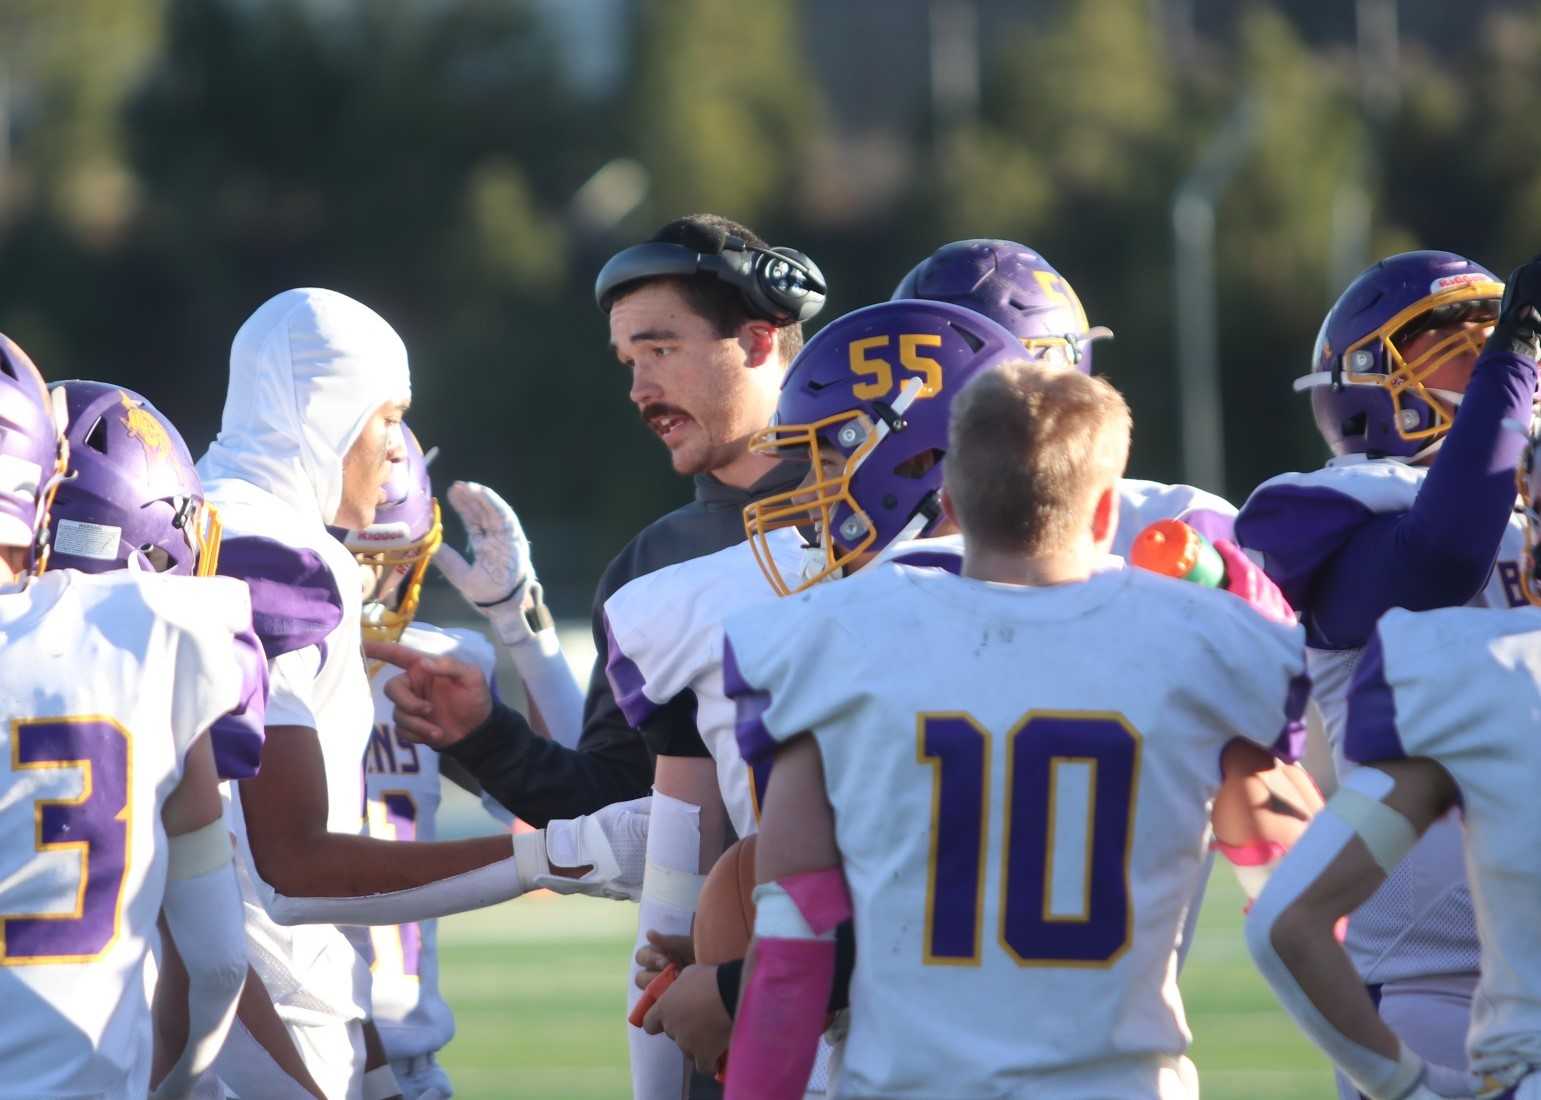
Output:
top-left (1242, 455), bottom-right (1526, 983)
top-left (604, 479), bottom-right (1233, 841)
top-left (1345, 606), bottom-right (1541, 1084)
top-left (208, 482), bottom-right (379, 1024)
top-left (0, 570), bottom-right (246, 1099)
top-left (724, 562), bottom-right (1307, 1099)
top-left (363, 621), bottom-right (509, 1060)
top-left (604, 526), bottom-right (806, 837)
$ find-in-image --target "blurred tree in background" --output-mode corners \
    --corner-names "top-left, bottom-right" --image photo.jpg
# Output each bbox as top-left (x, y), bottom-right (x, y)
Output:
top-left (0, 0), bottom-right (1537, 611)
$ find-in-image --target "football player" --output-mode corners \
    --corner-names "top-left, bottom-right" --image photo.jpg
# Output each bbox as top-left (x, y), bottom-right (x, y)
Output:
top-left (42, 378), bottom-right (324, 1099)
top-left (1235, 251), bottom-right (1541, 1090)
top-left (1243, 427), bottom-right (1541, 1100)
top-left (348, 426), bottom-right (523, 1100)
top-left (0, 338), bottom-right (249, 1099)
top-left (196, 288), bottom-right (650, 1099)
top-left (723, 360), bottom-right (1314, 1099)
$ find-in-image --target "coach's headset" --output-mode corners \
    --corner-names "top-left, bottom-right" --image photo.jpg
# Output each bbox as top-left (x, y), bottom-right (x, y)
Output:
top-left (594, 229), bottom-right (828, 325)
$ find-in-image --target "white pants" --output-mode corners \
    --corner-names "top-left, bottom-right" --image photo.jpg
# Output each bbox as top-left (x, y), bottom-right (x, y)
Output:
top-left (1333, 973), bottom-right (1477, 1100)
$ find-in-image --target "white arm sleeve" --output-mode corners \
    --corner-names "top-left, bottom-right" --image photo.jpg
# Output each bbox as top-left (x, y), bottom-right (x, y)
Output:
top-left (628, 791), bottom-right (705, 1100)
top-left (1244, 786), bottom-right (1427, 1100)
top-left (153, 826), bottom-right (249, 1100)
top-left (264, 832), bottom-right (541, 926)
top-left (506, 626), bottom-right (584, 749)
top-left (264, 647), bottom-right (321, 729)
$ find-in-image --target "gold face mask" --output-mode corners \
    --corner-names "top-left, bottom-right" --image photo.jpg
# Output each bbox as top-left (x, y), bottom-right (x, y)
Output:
top-left (742, 409), bottom-right (885, 597)
top-left (1332, 282), bottom-right (1502, 445)
top-left (355, 499), bottom-right (444, 644)
top-left (189, 499), bottom-right (223, 577)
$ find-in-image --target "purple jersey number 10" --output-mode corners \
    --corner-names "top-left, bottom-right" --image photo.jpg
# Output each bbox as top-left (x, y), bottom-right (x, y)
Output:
top-left (4, 718), bottom-right (132, 965)
top-left (919, 711), bottom-right (1140, 967)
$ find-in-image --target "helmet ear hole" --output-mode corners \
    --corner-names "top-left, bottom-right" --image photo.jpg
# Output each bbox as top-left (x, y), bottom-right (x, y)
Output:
top-left (892, 448), bottom-right (944, 480)
top-left (84, 417), bottom-right (109, 454)
top-left (141, 544), bottom-right (173, 572)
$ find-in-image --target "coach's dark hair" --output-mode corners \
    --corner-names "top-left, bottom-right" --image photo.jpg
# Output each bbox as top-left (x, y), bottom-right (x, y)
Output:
top-left (615, 213), bottom-right (805, 363)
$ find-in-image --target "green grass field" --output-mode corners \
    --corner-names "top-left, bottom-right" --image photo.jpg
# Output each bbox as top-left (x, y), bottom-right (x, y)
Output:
top-left (434, 867), bottom-right (1333, 1099)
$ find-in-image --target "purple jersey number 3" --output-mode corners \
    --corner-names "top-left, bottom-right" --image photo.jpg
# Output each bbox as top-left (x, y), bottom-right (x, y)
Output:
top-left (920, 711), bottom-right (1140, 967)
top-left (4, 718), bottom-right (132, 964)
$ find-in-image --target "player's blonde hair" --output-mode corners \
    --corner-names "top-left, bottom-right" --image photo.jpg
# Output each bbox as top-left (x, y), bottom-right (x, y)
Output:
top-left (944, 360), bottom-right (1131, 556)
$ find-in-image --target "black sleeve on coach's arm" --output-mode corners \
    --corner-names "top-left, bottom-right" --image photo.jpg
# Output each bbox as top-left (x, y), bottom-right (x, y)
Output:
top-left (641, 690), bottom-right (712, 759)
top-left (443, 698), bottom-right (652, 827)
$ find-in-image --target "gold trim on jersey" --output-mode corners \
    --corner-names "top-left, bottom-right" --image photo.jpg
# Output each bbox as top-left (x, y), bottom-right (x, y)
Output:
top-left (2, 715), bottom-right (133, 967)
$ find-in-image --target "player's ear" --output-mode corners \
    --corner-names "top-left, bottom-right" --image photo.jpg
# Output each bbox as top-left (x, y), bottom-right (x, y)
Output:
top-left (1091, 484), bottom-right (1118, 545)
top-left (739, 321), bottom-right (777, 369)
top-left (939, 486), bottom-right (960, 531)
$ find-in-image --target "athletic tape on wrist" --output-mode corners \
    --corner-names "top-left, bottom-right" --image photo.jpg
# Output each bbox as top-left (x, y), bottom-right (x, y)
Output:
top-left (168, 819), bottom-right (233, 881)
top-left (362, 1064), bottom-right (402, 1100)
top-left (641, 860), bottom-right (706, 910)
top-left (513, 829), bottom-right (550, 887)
top-left (1327, 768), bottom-right (1418, 875)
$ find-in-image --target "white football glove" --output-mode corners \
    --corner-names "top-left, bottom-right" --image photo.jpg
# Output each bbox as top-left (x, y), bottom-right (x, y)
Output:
top-left (434, 481), bottom-right (551, 647)
top-left (539, 796), bottom-right (651, 902)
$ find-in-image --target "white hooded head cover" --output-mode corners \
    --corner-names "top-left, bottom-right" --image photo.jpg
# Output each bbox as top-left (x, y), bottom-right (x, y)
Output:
top-left (197, 288), bottom-right (412, 526)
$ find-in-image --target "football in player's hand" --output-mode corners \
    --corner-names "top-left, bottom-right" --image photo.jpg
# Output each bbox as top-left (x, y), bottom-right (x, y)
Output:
top-left (694, 836), bottom-right (758, 966)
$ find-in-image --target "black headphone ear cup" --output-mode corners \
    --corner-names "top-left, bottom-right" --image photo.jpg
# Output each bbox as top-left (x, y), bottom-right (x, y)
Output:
top-left (749, 248), bottom-right (827, 325)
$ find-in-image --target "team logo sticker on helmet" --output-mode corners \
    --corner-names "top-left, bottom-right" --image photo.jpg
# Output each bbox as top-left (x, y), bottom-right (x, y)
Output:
top-left (119, 391), bottom-right (173, 460)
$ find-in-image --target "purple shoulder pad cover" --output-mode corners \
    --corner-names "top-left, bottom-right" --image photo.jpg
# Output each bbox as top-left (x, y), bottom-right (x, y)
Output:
top-left (1234, 484), bottom-right (1375, 609)
top-left (216, 536), bottom-right (344, 659)
top-left (723, 636), bottom-right (777, 766)
top-left (210, 625), bottom-right (270, 780)
top-left (604, 611), bottom-right (659, 729)
top-left (1342, 633), bottom-right (1407, 765)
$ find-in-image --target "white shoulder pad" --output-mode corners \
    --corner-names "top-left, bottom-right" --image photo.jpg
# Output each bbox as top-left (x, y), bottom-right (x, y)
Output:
top-left (1250, 458), bottom-right (1425, 516)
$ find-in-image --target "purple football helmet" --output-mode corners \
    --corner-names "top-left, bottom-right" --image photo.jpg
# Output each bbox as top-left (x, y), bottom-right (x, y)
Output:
top-left (743, 299), bottom-right (1024, 594)
top-left (1297, 250), bottom-right (1503, 460)
top-left (0, 335), bottom-right (69, 575)
top-left (343, 426), bottom-right (441, 643)
top-left (47, 381), bottom-right (221, 577)
top-left (893, 240), bottom-right (1113, 373)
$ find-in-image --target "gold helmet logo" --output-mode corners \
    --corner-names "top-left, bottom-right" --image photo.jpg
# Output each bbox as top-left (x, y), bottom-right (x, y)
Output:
top-left (120, 391), bottom-right (171, 458)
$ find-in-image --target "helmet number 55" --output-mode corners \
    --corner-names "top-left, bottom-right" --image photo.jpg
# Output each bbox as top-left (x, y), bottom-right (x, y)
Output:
top-left (850, 335), bottom-right (945, 401)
